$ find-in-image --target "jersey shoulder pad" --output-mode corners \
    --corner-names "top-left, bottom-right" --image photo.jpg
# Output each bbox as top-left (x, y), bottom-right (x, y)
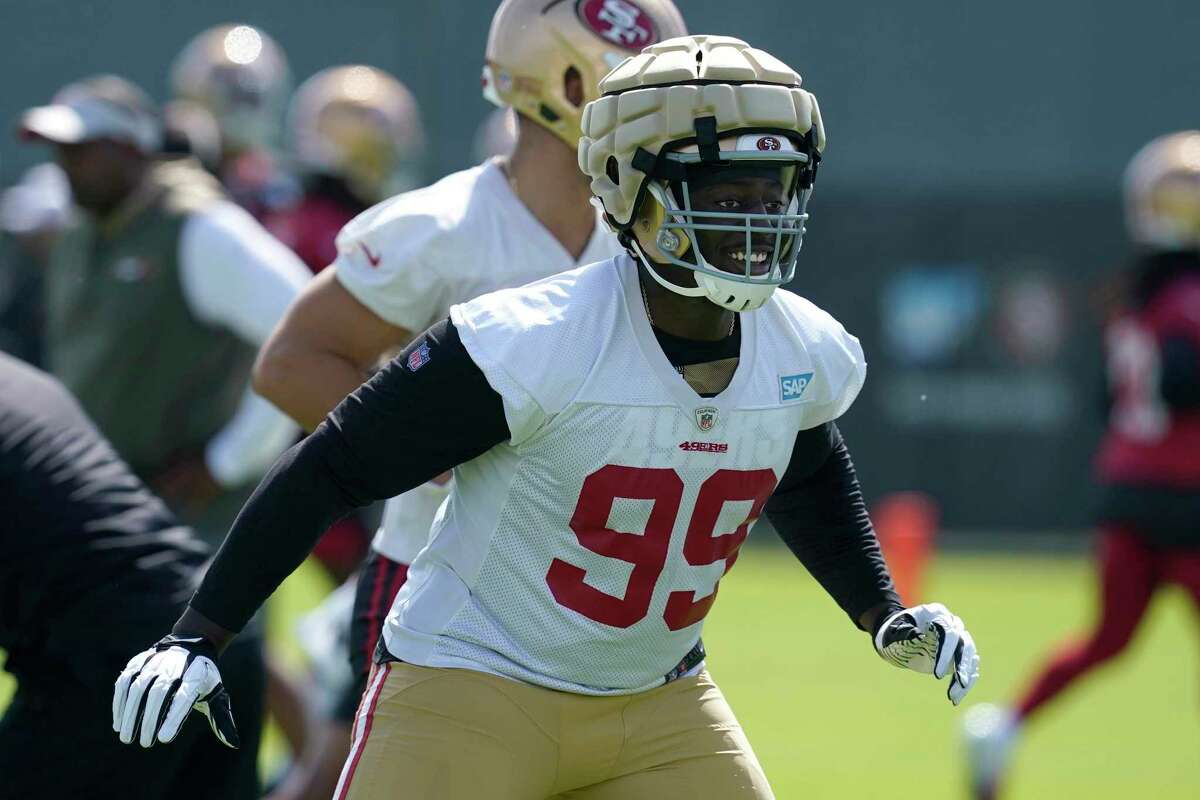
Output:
top-left (335, 166), bottom-right (483, 260)
top-left (450, 259), bottom-right (621, 426)
top-left (332, 166), bottom-right (487, 330)
top-left (765, 288), bottom-right (867, 421)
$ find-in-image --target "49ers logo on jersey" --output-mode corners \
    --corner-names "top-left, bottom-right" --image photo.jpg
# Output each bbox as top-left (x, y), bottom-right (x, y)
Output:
top-left (577, 0), bottom-right (657, 51)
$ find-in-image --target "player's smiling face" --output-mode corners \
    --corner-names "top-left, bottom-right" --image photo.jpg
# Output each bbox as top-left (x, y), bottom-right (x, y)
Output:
top-left (686, 175), bottom-right (788, 277)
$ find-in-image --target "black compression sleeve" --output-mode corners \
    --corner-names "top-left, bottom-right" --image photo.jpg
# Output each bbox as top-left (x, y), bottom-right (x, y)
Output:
top-left (189, 319), bottom-right (510, 634)
top-left (1160, 336), bottom-right (1200, 410)
top-left (764, 423), bottom-right (902, 631)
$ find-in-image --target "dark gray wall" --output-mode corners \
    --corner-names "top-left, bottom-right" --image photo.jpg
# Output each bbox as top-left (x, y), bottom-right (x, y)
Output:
top-left (3, 1), bottom-right (1198, 189)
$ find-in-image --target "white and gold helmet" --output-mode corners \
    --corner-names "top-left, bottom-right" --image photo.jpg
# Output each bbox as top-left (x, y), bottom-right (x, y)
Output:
top-left (579, 35), bottom-right (825, 311)
top-left (1124, 131), bottom-right (1200, 251)
top-left (483, 0), bottom-right (686, 150)
top-left (287, 65), bottom-right (425, 204)
top-left (170, 24), bottom-right (291, 154)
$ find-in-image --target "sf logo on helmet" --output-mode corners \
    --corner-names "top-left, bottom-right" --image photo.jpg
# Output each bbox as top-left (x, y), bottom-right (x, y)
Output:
top-left (757, 136), bottom-right (782, 151)
top-left (578, 0), bottom-right (657, 50)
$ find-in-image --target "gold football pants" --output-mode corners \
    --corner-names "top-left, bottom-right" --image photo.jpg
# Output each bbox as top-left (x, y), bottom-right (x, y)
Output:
top-left (335, 661), bottom-right (773, 799)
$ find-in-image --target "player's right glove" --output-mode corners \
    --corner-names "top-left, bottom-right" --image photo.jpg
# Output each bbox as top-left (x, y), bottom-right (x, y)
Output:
top-left (874, 602), bottom-right (979, 706)
top-left (112, 634), bottom-right (239, 749)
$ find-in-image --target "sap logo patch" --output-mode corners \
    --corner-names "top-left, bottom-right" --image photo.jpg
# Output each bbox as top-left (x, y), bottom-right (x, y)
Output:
top-left (779, 372), bottom-right (814, 402)
top-left (406, 341), bottom-right (432, 371)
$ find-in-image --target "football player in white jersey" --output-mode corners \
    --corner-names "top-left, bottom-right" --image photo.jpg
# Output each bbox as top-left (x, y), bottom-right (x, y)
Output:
top-left (114, 35), bottom-right (979, 800)
top-left (252, 1), bottom-right (685, 794)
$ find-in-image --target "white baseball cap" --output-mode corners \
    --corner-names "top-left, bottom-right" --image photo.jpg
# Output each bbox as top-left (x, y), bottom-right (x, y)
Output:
top-left (20, 75), bottom-right (161, 153)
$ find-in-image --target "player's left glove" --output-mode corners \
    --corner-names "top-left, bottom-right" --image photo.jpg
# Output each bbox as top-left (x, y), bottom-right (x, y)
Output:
top-left (874, 602), bottom-right (979, 705)
top-left (112, 634), bottom-right (239, 749)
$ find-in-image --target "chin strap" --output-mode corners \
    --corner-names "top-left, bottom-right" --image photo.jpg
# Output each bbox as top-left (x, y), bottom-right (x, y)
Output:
top-left (629, 239), bottom-right (708, 298)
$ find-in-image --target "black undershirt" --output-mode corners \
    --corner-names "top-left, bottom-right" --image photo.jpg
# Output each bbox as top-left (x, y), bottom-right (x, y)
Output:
top-left (652, 318), bottom-right (741, 386)
top-left (190, 318), bottom-right (899, 638)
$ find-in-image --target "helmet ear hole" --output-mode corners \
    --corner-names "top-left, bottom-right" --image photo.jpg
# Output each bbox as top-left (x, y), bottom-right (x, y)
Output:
top-left (635, 186), bottom-right (691, 260)
top-left (563, 66), bottom-right (584, 109)
top-left (606, 156), bottom-right (620, 185)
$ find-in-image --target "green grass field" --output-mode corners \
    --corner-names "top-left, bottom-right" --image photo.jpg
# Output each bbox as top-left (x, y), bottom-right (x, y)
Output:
top-left (6, 548), bottom-right (1196, 798)
top-left (702, 548), bottom-right (1199, 799)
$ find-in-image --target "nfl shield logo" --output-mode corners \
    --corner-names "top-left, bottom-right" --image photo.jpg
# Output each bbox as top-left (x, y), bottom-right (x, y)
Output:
top-left (694, 406), bottom-right (719, 432)
top-left (407, 342), bottom-right (431, 372)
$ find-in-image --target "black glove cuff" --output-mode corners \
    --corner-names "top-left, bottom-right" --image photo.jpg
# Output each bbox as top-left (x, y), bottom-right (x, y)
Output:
top-left (870, 603), bottom-right (908, 639)
top-left (154, 634), bottom-right (220, 663)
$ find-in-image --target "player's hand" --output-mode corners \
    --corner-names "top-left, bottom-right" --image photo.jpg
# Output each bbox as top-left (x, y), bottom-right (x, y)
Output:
top-left (112, 634), bottom-right (239, 749)
top-left (873, 602), bottom-right (979, 705)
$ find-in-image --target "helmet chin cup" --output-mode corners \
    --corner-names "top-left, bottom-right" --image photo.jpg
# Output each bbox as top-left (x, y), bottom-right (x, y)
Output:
top-left (696, 272), bottom-right (776, 312)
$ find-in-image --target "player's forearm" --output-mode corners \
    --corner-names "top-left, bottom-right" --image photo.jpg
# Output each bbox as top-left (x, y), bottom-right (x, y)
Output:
top-left (766, 430), bottom-right (902, 630)
top-left (252, 338), bottom-right (369, 431)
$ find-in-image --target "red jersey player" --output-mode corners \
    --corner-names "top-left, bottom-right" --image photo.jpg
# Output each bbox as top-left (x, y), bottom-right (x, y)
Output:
top-left (965, 130), bottom-right (1200, 798)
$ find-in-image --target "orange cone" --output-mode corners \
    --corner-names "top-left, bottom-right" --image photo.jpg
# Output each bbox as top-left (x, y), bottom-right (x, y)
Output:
top-left (872, 492), bottom-right (938, 605)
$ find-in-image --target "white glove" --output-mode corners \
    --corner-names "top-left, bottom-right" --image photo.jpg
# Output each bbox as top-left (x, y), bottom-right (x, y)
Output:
top-left (874, 602), bottom-right (980, 705)
top-left (112, 635), bottom-right (239, 749)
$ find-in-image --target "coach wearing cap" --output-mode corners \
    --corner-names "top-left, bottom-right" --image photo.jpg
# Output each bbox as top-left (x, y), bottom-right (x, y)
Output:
top-left (18, 73), bottom-right (314, 797)
top-left (20, 74), bottom-right (310, 538)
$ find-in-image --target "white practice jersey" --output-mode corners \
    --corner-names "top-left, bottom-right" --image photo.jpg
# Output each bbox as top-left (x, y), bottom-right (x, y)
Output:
top-left (382, 255), bottom-right (867, 695)
top-left (333, 158), bottom-right (624, 564)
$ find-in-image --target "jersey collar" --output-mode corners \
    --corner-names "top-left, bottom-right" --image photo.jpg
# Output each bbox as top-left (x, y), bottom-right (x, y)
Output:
top-left (615, 254), bottom-right (756, 423)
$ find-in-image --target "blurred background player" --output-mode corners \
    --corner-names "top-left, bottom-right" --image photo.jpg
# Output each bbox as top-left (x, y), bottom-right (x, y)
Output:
top-left (250, 1), bottom-right (687, 796)
top-left (271, 64), bottom-right (426, 269)
top-left (20, 73), bottom-right (307, 539)
top-left (0, 162), bottom-right (71, 366)
top-left (161, 98), bottom-right (224, 175)
top-left (170, 23), bottom-right (298, 218)
top-left (0, 353), bottom-right (262, 799)
top-left (19, 73), bottom-right (316, 781)
top-left (964, 131), bottom-right (1200, 799)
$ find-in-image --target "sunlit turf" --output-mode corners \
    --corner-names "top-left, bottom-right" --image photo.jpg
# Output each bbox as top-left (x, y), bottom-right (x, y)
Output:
top-left (5, 548), bottom-right (1195, 798)
top-left (704, 548), bottom-right (1198, 799)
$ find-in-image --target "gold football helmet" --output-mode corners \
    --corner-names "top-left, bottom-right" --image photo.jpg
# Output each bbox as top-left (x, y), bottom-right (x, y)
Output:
top-left (483, 0), bottom-right (686, 150)
top-left (170, 24), bottom-right (291, 154)
top-left (287, 65), bottom-right (425, 203)
top-left (1124, 131), bottom-right (1200, 250)
top-left (579, 35), bottom-right (825, 311)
